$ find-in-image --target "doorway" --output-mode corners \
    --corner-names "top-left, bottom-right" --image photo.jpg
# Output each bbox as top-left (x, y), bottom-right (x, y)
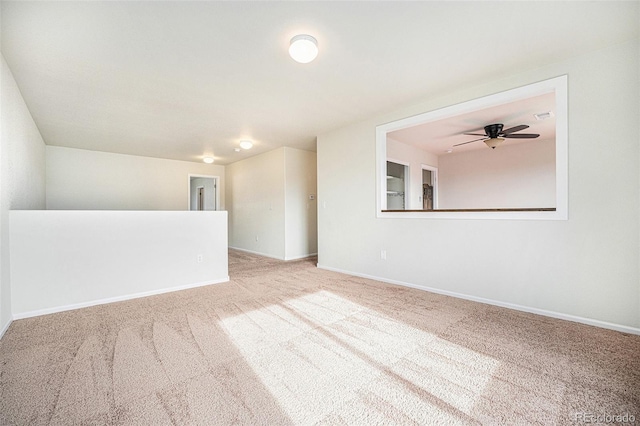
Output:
top-left (197, 187), bottom-right (205, 211)
top-left (386, 160), bottom-right (409, 210)
top-left (189, 175), bottom-right (220, 211)
top-left (421, 165), bottom-right (438, 210)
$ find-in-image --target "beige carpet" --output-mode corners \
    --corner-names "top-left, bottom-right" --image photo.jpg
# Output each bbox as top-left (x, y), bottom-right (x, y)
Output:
top-left (1, 249), bottom-right (638, 425)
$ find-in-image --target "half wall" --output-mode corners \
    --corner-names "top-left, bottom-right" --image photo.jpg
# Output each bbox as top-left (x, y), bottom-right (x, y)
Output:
top-left (10, 210), bottom-right (229, 318)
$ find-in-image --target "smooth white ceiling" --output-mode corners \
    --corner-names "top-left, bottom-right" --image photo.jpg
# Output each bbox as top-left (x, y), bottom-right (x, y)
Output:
top-left (1, 1), bottom-right (637, 165)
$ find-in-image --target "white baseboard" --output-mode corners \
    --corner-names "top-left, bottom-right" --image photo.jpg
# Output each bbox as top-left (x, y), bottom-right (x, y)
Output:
top-left (229, 246), bottom-right (317, 262)
top-left (285, 253), bottom-right (318, 261)
top-left (317, 264), bottom-right (640, 336)
top-left (12, 277), bottom-right (230, 320)
top-left (229, 246), bottom-right (284, 260)
top-left (0, 317), bottom-right (12, 340)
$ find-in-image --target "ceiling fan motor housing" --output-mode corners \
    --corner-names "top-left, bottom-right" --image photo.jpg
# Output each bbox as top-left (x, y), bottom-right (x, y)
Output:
top-left (484, 123), bottom-right (503, 138)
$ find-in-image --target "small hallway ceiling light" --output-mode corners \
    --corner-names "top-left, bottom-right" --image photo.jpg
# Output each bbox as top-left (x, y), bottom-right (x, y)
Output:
top-left (203, 157), bottom-right (214, 164)
top-left (239, 140), bottom-right (253, 150)
top-left (289, 34), bottom-right (318, 63)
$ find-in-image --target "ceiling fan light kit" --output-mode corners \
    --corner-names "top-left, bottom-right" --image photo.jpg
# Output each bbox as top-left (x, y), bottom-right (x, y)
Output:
top-left (484, 138), bottom-right (504, 149)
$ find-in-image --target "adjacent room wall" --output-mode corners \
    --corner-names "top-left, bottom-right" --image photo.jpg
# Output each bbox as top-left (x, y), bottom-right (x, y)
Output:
top-left (226, 146), bottom-right (318, 260)
top-left (46, 146), bottom-right (225, 210)
top-left (10, 211), bottom-right (228, 317)
top-left (226, 148), bottom-right (286, 259)
top-left (317, 40), bottom-right (640, 331)
top-left (284, 147), bottom-right (317, 260)
top-left (0, 55), bottom-right (46, 336)
top-left (438, 139), bottom-right (556, 209)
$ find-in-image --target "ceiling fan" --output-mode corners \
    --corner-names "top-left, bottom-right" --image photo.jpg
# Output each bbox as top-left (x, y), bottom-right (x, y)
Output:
top-left (454, 123), bottom-right (540, 149)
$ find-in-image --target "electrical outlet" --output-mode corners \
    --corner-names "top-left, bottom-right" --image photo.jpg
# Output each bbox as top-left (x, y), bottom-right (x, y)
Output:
top-left (380, 250), bottom-right (387, 260)
top-left (197, 254), bottom-right (203, 263)
top-left (255, 235), bottom-right (259, 242)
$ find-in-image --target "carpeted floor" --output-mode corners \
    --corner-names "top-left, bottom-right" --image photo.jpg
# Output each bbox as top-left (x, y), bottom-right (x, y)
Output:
top-left (1, 249), bottom-right (639, 425)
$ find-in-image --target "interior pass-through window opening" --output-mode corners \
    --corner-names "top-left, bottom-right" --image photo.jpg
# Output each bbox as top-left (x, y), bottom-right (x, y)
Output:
top-left (376, 75), bottom-right (568, 220)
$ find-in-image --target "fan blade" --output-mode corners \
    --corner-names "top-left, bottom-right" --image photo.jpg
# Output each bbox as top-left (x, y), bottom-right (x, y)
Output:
top-left (463, 133), bottom-right (487, 136)
top-left (502, 124), bottom-right (529, 135)
top-left (504, 133), bottom-right (539, 139)
top-left (453, 137), bottom-right (485, 147)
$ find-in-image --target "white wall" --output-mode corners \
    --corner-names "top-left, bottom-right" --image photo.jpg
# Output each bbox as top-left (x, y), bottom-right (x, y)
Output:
top-left (10, 211), bottom-right (228, 317)
top-left (284, 147), bottom-right (317, 260)
top-left (438, 139), bottom-right (556, 209)
top-left (317, 40), bottom-right (640, 331)
top-left (0, 56), bottom-right (47, 335)
top-left (46, 146), bottom-right (225, 211)
top-left (226, 148), bottom-right (286, 259)
top-left (387, 138), bottom-right (438, 209)
top-left (226, 147), bottom-right (318, 260)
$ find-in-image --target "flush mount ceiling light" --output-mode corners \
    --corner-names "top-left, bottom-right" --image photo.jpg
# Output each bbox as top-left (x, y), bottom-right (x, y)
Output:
top-left (289, 34), bottom-right (318, 63)
top-left (203, 157), bottom-right (214, 164)
top-left (239, 140), bottom-right (253, 150)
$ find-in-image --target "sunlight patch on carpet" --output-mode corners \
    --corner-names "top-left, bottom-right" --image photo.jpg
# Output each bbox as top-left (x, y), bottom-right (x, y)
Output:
top-left (219, 290), bottom-right (499, 424)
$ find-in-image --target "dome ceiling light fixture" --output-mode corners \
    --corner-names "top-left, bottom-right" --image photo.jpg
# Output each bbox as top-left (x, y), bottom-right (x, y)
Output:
top-left (289, 34), bottom-right (318, 64)
top-left (203, 156), bottom-right (214, 164)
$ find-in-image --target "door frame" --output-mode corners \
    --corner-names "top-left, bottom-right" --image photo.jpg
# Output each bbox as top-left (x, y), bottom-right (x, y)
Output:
top-left (421, 164), bottom-right (438, 209)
